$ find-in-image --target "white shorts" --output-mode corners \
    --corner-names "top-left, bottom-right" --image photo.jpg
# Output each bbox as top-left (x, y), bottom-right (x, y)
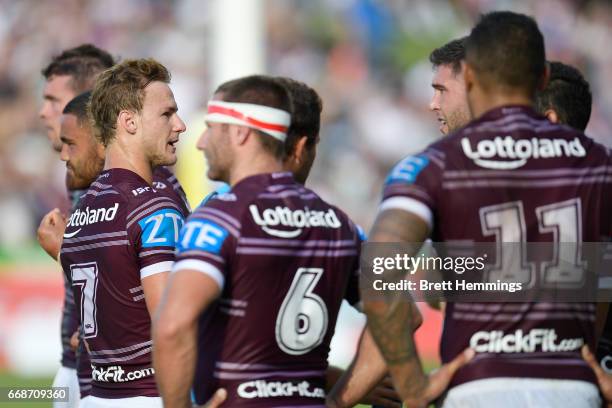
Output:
top-left (80, 396), bottom-right (162, 408)
top-left (440, 378), bottom-right (601, 408)
top-left (52, 366), bottom-right (80, 408)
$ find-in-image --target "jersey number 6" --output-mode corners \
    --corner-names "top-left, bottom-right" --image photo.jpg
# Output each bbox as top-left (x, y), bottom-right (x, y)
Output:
top-left (275, 268), bottom-right (329, 355)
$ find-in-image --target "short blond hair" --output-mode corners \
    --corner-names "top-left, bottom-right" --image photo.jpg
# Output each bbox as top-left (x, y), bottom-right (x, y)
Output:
top-left (88, 58), bottom-right (170, 146)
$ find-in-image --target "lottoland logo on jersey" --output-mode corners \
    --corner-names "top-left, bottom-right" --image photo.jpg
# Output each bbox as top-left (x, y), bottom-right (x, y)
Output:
top-left (237, 380), bottom-right (325, 399)
top-left (250, 205), bottom-right (341, 238)
top-left (461, 136), bottom-right (586, 169)
top-left (470, 329), bottom-right (584, 353)
top-left (91, 365), bottom-right (154, 383)
top-left (64, 203), bottom-right (119, 238)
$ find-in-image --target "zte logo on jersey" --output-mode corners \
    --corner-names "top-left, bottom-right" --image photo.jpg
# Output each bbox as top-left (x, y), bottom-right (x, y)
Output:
top-left (462, 136), bottom-right (586, 169)
top-left (138, 209), bottom-right (184, 248)
top-left (178, 219), bottom-right (229, 254)
top-left (470, 329), bottom-right (584, 353)
top-left (250, 205), bottom-right (342, 238)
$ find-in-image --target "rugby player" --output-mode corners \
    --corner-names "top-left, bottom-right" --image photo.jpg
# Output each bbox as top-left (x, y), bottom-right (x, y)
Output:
top-left (535, 61), bottom-right (592, 131)
top-left (208, 76), bottom-right (401, 407)
top-left (533, 61), bottom-right (612, 406)
top-left (327, 36), bottom-right (473, 408)
top-left (37, 44), bottom-right (115, 408)
top-left (429, 37), bottom-right (469, 136)
top-left (60, 59), bottom-right (189, 408)
top-left (365, 11), bottom-right (611, 407)
top-left (153, 75), bottom-right (363, 407)
top-left (39, 88), bottom-right (192, 405)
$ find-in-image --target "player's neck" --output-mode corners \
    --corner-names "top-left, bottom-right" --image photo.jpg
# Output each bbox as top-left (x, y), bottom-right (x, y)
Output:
top-left (470, 92), bottom-right (533, 119)
top-left (104, 142), bottom-right (154, 185)
top-left (228, 153), bottom-right (284, 187)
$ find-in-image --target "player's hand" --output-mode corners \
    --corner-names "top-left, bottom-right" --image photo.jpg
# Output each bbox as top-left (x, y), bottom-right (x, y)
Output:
top-left (70, 330), bottom-right (80, 351)
top-left (361, 375), bottom-right (402, 407)
top-left (582, 345), bottom-right (612, 404)
top-left (417, 348), bottom-right (475, 407)
top-left (194, 388), bottom-right (227, 407)
top-left (37, 208), bottom-right (67, 260)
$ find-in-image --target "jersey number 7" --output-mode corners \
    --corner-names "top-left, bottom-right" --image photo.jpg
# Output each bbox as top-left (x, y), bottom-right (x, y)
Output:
top-left (69, 262), bottom-right (99, 338)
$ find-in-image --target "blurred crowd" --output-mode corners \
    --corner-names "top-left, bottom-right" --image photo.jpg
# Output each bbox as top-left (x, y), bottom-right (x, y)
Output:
top-left (0, 0), bottom-right (611, 251)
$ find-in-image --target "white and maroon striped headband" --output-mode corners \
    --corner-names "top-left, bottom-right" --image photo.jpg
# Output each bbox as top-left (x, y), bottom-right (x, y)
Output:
top-left (204, 100), bottom-right (291, 142)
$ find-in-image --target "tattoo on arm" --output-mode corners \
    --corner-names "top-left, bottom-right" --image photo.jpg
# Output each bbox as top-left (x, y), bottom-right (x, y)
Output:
top-left (364, 208), bottom-right (430, 397)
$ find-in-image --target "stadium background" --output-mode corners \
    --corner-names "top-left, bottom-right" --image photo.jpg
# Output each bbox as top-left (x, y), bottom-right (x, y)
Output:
top-left (0, 0), bottom-right (611, 406)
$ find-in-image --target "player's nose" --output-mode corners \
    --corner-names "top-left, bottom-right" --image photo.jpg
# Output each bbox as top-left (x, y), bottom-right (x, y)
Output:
top-left (174, 114), bottom-right (187, 133)
top-left (60, 144), bottom-right (69, 162)
top-left (429, 96), bottom-right (439, 112)
top-left (196, 128), bottom-right (209, 151)
top-left (39, 103), bottom-right (48, 120)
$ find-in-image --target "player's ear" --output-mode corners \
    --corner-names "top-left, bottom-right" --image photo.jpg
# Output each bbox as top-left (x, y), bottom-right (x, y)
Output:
top-left (538, 61), bottom-right (551, 92)
top-left (463, 61), bottom-right (474, 93)
top-left (118, 110), bottom-right (138, 135)
top-left (544, 108), bottom-right (558, 124)
top-left (234, 125), bottom-right (250, 145)
top-left (291, 136), bottom-right (309, 164)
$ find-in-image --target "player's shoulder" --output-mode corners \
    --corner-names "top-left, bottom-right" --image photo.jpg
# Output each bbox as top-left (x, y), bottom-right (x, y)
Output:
top-left (575, 131), bottom-right (612, 161)
top-left (152, 166), bottom-right (175, 191)
top-left (196, 172), bottom-right (289, 219)
top-left (152, 166), bottom-right (191, 214)
top-left (78, 170), bottom-right (128, 208)
top-left (316, 194), bottom-right (364, 241)
top-left (96, 168), bottom-right (184, 226)
top-left (385, 144), bottom-right (445, 187)
top-left (152, 166), bottom-right (188, 196)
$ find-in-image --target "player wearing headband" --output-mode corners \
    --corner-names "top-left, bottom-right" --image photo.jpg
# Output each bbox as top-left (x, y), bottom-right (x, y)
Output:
top-left (153, 75), bottom-right (363, 408)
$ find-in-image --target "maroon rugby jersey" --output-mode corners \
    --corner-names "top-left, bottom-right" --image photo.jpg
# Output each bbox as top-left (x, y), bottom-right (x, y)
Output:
top-left (74, 166), bottom-right (190, 398)
top-left (382, 106), bottom-right (612, 388)
top-left (60, 168), bottom-right (189, 398)
top-left (174, 172), bottom-right (361, 407)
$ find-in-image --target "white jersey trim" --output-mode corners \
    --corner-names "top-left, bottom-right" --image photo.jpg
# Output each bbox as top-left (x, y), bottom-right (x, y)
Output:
top-left (173, 259), bottom-right (224, 290)
top-left (140, 261), bottom-right (173, 279)
top-left (379, 196), bottom-right (433, 231)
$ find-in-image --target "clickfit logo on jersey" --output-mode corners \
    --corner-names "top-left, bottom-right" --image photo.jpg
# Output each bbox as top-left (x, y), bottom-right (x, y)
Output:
top-left (461, 136), bottom-right (586, 169)
top-left (470, 329), bottom-right (584, 353)
top-left (237, 380), bottom-right (325, 399)
top-left (91, 365), bottom-right (155, 383)
top-left (249, 205), bottom-right (342, 238)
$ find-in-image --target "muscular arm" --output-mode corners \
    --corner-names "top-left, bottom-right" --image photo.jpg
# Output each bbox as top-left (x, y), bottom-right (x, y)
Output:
top-left (152, 270), bottom-right (221, 408)
top-left (365, 209), bottom-right (430, 405)
top-left (327, 328), bottom-right (394, 407)
top-left (364, 209), bottom-right (473, 406)
top-left (327, 304), bottom-right (422, 407)
top-left (142, 271), bottom-right (170, 318)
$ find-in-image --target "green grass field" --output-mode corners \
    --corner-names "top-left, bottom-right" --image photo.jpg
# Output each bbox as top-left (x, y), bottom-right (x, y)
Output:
top-left (0, 372), bottom-right (54, 407)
